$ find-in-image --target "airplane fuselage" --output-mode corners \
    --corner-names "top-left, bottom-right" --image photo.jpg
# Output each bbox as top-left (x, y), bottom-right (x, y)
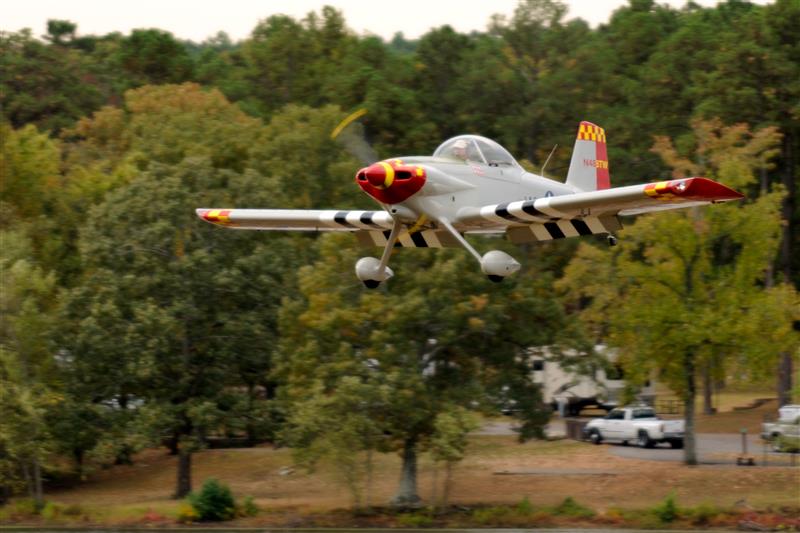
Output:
top-left (370, 156), bottom-right (575, 231)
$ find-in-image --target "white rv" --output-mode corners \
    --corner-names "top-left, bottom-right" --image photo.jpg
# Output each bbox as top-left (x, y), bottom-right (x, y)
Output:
top-left (529, 345), bottom-right (655, 416)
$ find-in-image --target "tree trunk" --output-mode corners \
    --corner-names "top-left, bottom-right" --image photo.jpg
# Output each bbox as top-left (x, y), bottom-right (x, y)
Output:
top-left (390, 437), bottom-right (421, 507)
top-left (683, 350), bottom-right (698, 465)
top-left (442, 461), bottom-right (454, 509)
top-left (33, 458), bottom-right (44, 510)
top-left (777, 353), bottom-right (794, 407)
top-left (702, 363), bottom-right (714, 415)
top-left (365, 448), bottom-right (373, 510)
top-left (174, 446), bottom-right (192, 499)
top-left (74, 448), bottom-right (85, 480)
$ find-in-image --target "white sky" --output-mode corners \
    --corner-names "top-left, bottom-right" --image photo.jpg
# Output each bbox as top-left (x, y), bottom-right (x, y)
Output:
top-left (3, 0), bottom-right (772, 42)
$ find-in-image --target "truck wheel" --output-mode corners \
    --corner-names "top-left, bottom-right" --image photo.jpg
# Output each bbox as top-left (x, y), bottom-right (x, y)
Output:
top-left (771, 435), bottom-right (783, 453)
top-left (637, 431), bottom-right (655, 449)
top-left (669, 439), bottom-right (684, 449)
top-left (589, 430), bottom-right (602, 445)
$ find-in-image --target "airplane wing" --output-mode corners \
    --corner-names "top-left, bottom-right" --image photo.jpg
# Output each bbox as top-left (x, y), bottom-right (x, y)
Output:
top-left (454, 177), bottom-right (744, 243)
top-left (196, 208), bottom-right (462, 248)
top-left (196, 208), bottom-right (396, 231)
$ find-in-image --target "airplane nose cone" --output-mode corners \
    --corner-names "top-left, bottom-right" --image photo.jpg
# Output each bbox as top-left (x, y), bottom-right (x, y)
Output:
top-left (362, 162), bottom-right (394, 190)
top-left (356, 160), bottom-right (425, 204)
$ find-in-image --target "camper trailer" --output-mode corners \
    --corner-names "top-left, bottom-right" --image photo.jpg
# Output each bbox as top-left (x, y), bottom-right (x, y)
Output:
top-left (530, 346), bottom-right (655, 416)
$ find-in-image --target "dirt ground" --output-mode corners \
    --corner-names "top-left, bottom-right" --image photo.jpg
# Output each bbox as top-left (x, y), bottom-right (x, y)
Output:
top-left (46, 434), bottom-right (798, 515)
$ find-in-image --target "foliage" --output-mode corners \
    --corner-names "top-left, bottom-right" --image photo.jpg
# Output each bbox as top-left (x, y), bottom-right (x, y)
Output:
top-left (187, 478), bottom-right (236, 521)
top-left (652, 492), bottom-right (680, 523)
top-left (279, 233), bottom-right (569, 504)
top-left (551, 496), bottom-right (595, 518)
top-left (558, 120), bottom-right (797, 463)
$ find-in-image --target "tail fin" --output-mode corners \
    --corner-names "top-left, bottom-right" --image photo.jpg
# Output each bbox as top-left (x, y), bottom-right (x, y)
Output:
top-left (566, 121), bottom-right (610, 191)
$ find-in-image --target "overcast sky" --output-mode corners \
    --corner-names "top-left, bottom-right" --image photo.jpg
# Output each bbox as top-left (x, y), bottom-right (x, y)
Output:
top-left (3, 0), bottom-right (772, 42)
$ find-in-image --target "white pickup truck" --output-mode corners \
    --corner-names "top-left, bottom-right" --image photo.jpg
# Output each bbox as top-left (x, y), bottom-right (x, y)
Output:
top-left (761, 404), bottom-right (800, 452)
top-left (583, 406), bottom-right (685, 448)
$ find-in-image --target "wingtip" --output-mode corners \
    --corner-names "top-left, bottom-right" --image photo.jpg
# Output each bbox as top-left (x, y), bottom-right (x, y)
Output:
top-left (196, 209), bottom-right (232, 224)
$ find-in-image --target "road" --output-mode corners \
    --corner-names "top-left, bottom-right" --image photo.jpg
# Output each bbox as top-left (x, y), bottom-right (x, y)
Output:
top-left (478, 418), bottom-right (795, 465)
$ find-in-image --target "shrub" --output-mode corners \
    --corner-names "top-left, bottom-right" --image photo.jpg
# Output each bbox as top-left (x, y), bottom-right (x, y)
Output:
top-left (396, 511), bottom-right (434, 528)
top-left (187, 478), bottom-right (236, 521)
top-left (652, 492), bottom-right (680, 523)
top-left (552, 497), bottom-right (595, 519)
top-left (687, 502), bottom-right (723, 526)
top-left (177, 503), bottom-right (199, 523)
top-left (238, 495), bottom-right (259, 517)
top-left (516, 496), bottom-right (534, 515)
top-left (41, 501), bottom-right (61, 520)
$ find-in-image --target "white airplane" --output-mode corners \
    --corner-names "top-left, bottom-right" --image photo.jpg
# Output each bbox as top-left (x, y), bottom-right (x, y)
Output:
top-left (197, 121), bottom-right (743, 288)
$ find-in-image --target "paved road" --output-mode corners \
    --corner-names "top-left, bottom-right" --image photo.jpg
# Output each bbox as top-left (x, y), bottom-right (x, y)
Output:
top-left (478, 419), bottom-right (795, 465)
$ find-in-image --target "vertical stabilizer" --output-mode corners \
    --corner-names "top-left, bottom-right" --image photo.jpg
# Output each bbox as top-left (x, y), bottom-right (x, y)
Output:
top-left (566, 121), bottom-right (610, 191)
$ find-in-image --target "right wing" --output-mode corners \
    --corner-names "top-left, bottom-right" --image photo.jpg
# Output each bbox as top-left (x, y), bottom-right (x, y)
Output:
top-left (196, 208), bottom-right (395, 231)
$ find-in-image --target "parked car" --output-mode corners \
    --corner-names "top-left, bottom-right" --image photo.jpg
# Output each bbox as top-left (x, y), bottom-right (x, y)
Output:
top-left (583, 406), bottom-right (684, 448)
top-left (761, 404), bottom-right (800, 452)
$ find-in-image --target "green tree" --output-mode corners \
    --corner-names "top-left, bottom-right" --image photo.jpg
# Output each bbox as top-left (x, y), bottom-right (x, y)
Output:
top-left (65, 157), bottom-right (293, 497)
top-left (558, 120), bottom-right (795, 464)
top-left (279, 233), bottom-right (575, 505)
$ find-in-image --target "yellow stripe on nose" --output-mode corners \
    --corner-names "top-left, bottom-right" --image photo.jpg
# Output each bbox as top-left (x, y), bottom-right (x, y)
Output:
top-left (378, 162), bottom-right (395, 189)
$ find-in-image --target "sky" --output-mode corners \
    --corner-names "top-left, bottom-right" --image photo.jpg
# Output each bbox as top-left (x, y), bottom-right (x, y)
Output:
top-left (3, 0), bottom-right (772, 43)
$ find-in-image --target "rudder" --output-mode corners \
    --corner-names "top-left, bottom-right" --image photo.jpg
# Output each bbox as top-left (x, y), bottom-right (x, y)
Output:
top-left (566, 121), bottom-right (610, 191)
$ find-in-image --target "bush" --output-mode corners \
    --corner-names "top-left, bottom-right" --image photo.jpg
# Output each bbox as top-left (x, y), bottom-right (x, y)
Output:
top-left (687, 502), bottom-right (723, 526)
top-left (516, 496), bottom-right (534, 515)
top-left (552, 497), bottom-right (595, 519)
top-left (652, 493), bottom-right (680, 523)
top-left (187, 478), bottom-right (236, 521)
top-left (238, 495), bottom-right (259, 517)
top-left (396, 511), bottom-right (434, 527)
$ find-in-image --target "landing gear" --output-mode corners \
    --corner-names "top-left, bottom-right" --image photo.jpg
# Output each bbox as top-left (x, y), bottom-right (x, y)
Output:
top-left (607, 234), bottom-right (618, 247)
top-left (437, 219), bottom-right (521, 283)
top-left (355, 217), bottom-right (402, 288)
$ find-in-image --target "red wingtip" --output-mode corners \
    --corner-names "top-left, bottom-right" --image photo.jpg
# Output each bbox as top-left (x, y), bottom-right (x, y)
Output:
top-left (683, 177), bottom-right (745, 201)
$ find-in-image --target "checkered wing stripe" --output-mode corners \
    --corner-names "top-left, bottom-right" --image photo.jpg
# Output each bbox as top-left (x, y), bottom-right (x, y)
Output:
top-left (356, 230), bottom-right (461, 248)
top-left (507, 216), bottom-right (621, 244)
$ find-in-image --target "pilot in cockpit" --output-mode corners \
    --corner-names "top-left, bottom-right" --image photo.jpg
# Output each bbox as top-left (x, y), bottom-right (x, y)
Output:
top-left (452, 139), bottom-right (469, 161)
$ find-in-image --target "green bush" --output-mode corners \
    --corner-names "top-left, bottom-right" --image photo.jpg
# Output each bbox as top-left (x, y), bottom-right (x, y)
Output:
top-left (396, 511), bottom-right (434, 527)
top-left (552, 497), bottom-right (595, 519)
top-left (238, 495), bottom-right (259, 517)
top-left (187, 478), bottom-right (236, 521)
top-left (652, 493), bottom-right (680, 523)
top-left (687, 502), bottom-right (723, 526)
top-left (516, 496), bottom-right (534, 515)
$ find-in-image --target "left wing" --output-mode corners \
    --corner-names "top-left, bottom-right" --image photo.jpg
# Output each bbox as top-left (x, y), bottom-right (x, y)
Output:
top-left (455, 177), bottom-right (743, 243)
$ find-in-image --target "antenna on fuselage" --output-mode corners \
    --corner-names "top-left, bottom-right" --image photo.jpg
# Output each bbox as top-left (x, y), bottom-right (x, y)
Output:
top-left (541, 144), bottom-right (558, 176)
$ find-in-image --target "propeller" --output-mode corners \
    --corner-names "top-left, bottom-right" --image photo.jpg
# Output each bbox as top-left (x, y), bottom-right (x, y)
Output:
top-left (331, 108), bottom-right (379, 166)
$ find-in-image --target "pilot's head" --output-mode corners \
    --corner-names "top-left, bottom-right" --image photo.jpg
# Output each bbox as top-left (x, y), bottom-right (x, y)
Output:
top-left (453, 139), bottom-right (468, 160)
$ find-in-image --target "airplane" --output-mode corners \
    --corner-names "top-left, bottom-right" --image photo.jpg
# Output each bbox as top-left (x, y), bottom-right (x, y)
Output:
top-left (197, 121), bottom-right (743, 288)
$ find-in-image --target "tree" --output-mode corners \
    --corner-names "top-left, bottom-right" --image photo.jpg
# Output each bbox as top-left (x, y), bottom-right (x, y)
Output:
top-left (558, 120), bottom-right (796, 464)
top-left (64, 157), bottom-right (293, 498)
top-left (279, 233), bottom-right (576, 505)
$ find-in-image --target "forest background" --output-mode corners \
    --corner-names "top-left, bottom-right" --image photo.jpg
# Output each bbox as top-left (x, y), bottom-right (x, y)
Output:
top-left (1, 0), bottom-right (798, 510)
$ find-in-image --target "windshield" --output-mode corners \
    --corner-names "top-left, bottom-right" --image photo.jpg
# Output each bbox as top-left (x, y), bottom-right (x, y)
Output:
top-left (434, 135), bottom-right (519, 167)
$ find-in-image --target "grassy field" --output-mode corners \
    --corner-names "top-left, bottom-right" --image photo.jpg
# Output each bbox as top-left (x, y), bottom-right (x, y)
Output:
top-left (2, 392), bottom-right (797, 527)
top-left (32, 429), bottom-right (798, 521)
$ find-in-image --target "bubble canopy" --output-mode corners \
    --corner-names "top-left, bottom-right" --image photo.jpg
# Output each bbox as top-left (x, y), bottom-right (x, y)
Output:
top-left (433, 135), bottom-right (520, 167)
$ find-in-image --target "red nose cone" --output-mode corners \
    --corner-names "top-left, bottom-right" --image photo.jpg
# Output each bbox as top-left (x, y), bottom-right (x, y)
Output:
top-left (365, 164), bottom-right (388, 188)
top-left (356, 160), bottom-right (426, 204)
